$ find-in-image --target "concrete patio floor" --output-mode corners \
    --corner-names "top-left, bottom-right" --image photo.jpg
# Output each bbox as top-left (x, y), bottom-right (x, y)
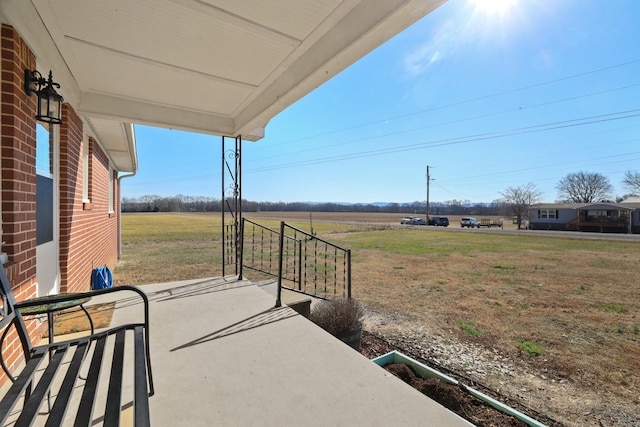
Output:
top-left (133, 277), bottom-right (475, 426)
top-left (7, 277), bottom-right (474, 426)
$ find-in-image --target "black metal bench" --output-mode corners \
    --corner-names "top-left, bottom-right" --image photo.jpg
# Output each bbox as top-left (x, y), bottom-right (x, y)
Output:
top-left (0, 263), bottom-right (154, 425)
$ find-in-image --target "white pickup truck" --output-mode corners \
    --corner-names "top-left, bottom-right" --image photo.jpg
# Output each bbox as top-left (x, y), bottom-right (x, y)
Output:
top-left (461, 217), bottom-right (503, 228)
top-left (460, 217), bottom-right (479, 228)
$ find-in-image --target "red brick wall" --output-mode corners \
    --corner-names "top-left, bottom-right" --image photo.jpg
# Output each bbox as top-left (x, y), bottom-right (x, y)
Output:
top-left (59, 109), bottom-right (118, 294)
top-left (0, 24), bottom-right (120, 384)
top-left (1, 25), bottom-right (38, 288)
top-left (0, 23), bottom-right (40, 384)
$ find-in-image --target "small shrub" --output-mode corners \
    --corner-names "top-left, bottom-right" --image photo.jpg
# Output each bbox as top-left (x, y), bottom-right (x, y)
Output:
top-left (310, 299), bottom-right (364, 336)
top-left (456, 320), bottom-right (481, 337)
top-left (518, 340), bottom-right (544, 356)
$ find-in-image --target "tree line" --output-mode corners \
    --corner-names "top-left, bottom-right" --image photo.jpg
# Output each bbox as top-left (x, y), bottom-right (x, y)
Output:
top-left (121, 194), bottom-right (509, 216)
top-left (122, 170), bottom-right (640, 224)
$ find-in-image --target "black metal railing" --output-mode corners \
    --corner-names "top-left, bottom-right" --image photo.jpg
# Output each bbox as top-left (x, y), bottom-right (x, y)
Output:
top-left (223, 221), bottom-right (237, 274)
top-left (240, 219), bottom-right (297, 282)
top-left (239, 218), bottom-right (351, 305)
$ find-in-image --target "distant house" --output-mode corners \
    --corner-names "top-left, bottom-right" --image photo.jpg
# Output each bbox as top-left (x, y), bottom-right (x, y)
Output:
top-left (528, 199), bottom-right (640, 234)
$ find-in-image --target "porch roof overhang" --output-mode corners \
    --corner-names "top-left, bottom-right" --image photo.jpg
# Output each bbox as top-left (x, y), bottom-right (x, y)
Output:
top-left (579, 203), bottom-right (635, 211)
top-left (0, 0), bottom-right (445, 173)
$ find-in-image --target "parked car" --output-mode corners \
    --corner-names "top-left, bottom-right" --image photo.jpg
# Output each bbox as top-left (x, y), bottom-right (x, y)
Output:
top-left (428, 216), bottom-right (449, 227)
top-left (411, 217), bottom-right (426, 225)
top-left (460, 217), bottom-right (479, 228)
top-left (400, 217), bottom-right (413, 224)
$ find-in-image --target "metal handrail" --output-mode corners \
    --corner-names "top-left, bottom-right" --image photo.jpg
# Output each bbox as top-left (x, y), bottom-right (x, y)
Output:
top-left (240, 219), bottom-right (299, 283)
top-left (276, 221), bottom-right (351, 306)
top-left (239, 218), bottom-right (351, 306)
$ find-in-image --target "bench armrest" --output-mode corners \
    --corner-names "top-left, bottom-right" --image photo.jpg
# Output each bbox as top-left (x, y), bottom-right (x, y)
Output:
top-left (14, 285), bottom-right (148, 311)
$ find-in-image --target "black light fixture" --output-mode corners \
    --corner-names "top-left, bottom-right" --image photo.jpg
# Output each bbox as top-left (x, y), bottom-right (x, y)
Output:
top-left (24, 69), bottom-right (64, 125)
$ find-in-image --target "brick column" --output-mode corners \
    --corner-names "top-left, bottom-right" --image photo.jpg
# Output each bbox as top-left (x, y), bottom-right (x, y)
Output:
top-left (1, 24), bottom-right (38, 292)
top-left (0, 23), bottom-right (40, 386)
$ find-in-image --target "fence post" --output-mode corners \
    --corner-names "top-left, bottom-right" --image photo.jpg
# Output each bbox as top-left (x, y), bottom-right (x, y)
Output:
top-left (275, 221), bottom-right (285, 308)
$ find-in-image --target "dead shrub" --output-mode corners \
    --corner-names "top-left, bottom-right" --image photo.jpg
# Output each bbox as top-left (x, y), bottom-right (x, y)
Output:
top-left (310, 299), bottom-right (364, 336)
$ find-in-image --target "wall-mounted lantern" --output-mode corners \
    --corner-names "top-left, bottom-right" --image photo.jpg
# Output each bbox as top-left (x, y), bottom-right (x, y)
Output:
top-left (24, 69), bottom-right (64, 125)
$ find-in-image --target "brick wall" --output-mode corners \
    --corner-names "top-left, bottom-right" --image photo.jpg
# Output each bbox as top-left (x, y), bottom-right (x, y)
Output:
top-left (1, 25), bottom-right (38, 288)
top-left (59, 109), bottom-right (118, 293)
top-left (0, 23), bottom-right (40, 385)
top-left (0, 24), bottom-right (120, 384)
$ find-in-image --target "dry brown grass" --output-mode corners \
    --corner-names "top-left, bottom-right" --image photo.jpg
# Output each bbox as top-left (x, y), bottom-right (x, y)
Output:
top-left (350, 240), bottom-right (639, 379)
top-left (45, 302), bottom-right (116, 337)
top-left (246, 211), bottom-right (520, 229)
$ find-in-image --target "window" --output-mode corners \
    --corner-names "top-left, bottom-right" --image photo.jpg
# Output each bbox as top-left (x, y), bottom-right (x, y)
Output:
top-left (539, 209), bottom-right (557, 219)
top-left (36, 124), bottom-right (54, 245)
top-left (36, 124), bottom-right (53, 175)
top-left (587, 209), bottom-right (614, 218)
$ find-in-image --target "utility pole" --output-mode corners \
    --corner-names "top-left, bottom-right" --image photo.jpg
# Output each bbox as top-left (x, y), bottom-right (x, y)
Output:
top-left (426, 166), bottom-right (430, 222)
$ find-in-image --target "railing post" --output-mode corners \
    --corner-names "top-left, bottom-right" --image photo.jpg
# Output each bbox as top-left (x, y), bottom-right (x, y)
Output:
top-left (297, 239), bottom-right (302, 292)
top-left (238, 218), bottom-right (244, 280)
top-left (275, 221), bottom-right (285, 308)
top-left (347, 249), bottom-right (352, 300)
top-left (221, 137), bottom-right (225, 277)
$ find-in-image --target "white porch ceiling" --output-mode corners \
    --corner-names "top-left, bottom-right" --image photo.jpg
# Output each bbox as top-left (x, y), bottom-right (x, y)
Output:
top-left (0, 0), bottom-right (445, 172)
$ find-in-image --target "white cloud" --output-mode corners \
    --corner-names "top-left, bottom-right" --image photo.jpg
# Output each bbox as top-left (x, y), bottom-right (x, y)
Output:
top-left (403, 45), bottom-right (442, 76)
top-left (402, 21), bottom-right (457, 78)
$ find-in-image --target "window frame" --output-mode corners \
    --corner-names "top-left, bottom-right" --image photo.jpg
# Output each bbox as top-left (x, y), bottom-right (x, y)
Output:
top-left (539, 209), bottom-right (558, 219)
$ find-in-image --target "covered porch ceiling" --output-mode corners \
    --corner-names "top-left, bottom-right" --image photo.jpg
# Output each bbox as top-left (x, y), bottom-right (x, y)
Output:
top-left (0, 0), bottom-right (445, 172)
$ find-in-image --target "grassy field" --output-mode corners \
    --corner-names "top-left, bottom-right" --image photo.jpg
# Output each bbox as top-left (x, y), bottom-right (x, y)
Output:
top-left (117, 212), bottom-right (639, 426)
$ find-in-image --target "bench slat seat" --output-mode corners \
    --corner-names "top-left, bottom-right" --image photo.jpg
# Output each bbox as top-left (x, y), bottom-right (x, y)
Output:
top-left (0, 264), bottom-right (153, 426)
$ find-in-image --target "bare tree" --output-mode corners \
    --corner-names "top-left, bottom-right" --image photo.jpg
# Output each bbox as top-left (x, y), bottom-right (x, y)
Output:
top-left (622, 170), bottom-right (640, 196)
top-left (556, 171), bottom-right (613, 203)
top-left (499, 183), bottom-right (542, 230)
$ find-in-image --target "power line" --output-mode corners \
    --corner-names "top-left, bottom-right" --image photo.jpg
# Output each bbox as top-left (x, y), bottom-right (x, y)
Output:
top-left (440, 140), bottom-right (640, 184)
top-left (245, 108), bottom-right (640, 173)
top-left (249, 58), bottom-right (640, 152)
top-left (128, 110), bottom-right (640, 189)
top-left (248, 81), bottom-right (640, 164)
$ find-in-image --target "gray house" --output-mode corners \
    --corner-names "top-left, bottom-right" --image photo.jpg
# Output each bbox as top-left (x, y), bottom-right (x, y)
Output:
top-left (528, 198), bottom-right (640, 234)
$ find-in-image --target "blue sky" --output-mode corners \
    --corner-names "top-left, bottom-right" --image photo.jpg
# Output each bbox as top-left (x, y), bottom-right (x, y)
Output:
top-left (123, 0), bottom-right (640, 204)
